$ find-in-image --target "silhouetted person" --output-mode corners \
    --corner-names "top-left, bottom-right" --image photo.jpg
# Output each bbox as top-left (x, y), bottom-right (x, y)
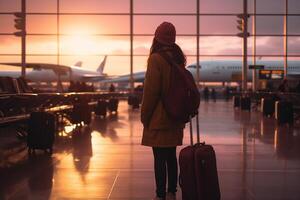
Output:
top-left (296, 81), bottom-right (300, 94)
top-left (69, 81), bottom-right (75, 92)
top-left (109, 83), bottom-right (115, 92)
top-left (224, 86), bottom-right (230, 101)
top-left (278, 79), bottom-right (289, 93)
top-left (80, 82), bottom-right (88, 92)
top-left (203, 87), bottom-right (209, 101)
top-left (90, 83), bottom-right (95, 92)
top-left (266, 81), bottom-right (274, 92)
top-left (141, 22), bottom-right (185, 200)
top-left (74, 81), bottom-right (81, 92)
top-left (211, 88), bottom-right (216, 102)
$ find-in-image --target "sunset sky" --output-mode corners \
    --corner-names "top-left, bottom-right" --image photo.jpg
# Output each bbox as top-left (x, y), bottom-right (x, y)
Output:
top-left (0, 0), bottom-right (300, 75)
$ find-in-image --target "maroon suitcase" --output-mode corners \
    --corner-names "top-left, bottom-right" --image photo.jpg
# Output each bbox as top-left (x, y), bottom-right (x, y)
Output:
top-left (179, 115), bottom-right (220, 200)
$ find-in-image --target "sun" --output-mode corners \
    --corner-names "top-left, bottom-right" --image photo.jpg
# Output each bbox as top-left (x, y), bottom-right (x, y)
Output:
top-left (62, 34), bottom-right (98, 55)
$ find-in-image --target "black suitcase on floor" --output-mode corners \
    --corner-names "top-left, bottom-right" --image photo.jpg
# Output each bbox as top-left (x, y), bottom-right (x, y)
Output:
top-left (240, 96), bottom-right (251, 111)
top-left (108, 98), bottom-right (119, 113)
top-left (275, 101), bottom-right (294, 124)
top-left (27, 112), bottom-right (56, 154)
top-left (71, 103), bottom-right (92, 125)
top-left (261, 98), bottom-right (275, 117)
top-left (128, 95), bottom-right (134, 105)
top-left (95, 100), bottom-right (107, 117)
top-left (132, 95), bottom-right (140, 109)
top-left (179, 115), bottom-right (221, 200)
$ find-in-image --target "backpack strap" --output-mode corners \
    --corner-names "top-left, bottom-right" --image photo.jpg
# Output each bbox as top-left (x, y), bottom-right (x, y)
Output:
top-left (157, 51), bottom-right (176, 109)
top-left (159, 51), bottom-right (176, 67)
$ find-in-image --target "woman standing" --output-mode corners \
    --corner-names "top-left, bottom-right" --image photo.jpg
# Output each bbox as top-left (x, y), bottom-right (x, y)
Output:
top-left (141, 22), bottom-right (186, 200)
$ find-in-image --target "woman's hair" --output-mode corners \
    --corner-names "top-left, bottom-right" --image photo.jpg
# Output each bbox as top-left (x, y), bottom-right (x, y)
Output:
top-left (149, 38), bottom-right (186, 66)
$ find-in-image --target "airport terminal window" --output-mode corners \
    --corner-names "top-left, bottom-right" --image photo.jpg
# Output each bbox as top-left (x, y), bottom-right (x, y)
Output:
top-left (0, 15), bottom-right (15, 33)
top-left (256, 16), bottom-right (284, 35)
top-left (135, 0), bottom-right (195, 13)
top-left (256, 37), bottom-right (284, 55)
top-left (0, 0), bottom-right (20, 12)
top-left (134, 16), bottom-right (196, 34)
top-left (200, 16), bottom-right (238, 35)
top-left (26, 16), bottom-right (57, 34)
top-left (288, 21), bottom-right (300, 37)
top-left (26, 36), bottom-right (57, 55)
top-left (60, 16), bottom-right (130, 35)
top-left (26, 0), bottom-right (56, 12)
top-left (255, 0), bottom-right (285, 14)
top-left (200, 0), bottom-right (242, 14)
top-left (0, 0), bottom-right (299, 81)
top-left (60, 0), bottom-right (129, 13)
top-left (289, 0), bottom-right (300, 14)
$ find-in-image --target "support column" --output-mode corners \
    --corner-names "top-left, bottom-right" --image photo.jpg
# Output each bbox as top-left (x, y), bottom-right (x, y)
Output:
top-left (130, 0), bottom-right (134, 92)
top-left (284, 0), bottom-right (288, 79)
top-left (57, 0), bottom-right (60, 69)
top-left (196, 0), bottom-right (200, 87)
top-left (252, 0), bottom-right (257, 91)
top-left (21, 0), bottom-right (26, 78)
top-left (242, 0), bottom-right (248, 91)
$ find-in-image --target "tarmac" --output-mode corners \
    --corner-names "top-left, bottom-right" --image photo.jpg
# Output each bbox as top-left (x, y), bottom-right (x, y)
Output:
top-left (0, 99), bottom-right (300, 200)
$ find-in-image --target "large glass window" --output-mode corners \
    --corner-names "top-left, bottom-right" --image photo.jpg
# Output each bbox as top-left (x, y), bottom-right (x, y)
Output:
top-left (26, 36), bottom-right (57, 54)
top-left (0, 0), bottom-right (299, 76)
top-left (59, 16), bottom-right (130, 34)
top-left (60, 0), bottom-right (129, 13)
top-left (256, 16), bottom-right (284, 35)
top-left (200, 0), bottom-right (243, 14)
top-left (134, 0), bottom-right (195, 13)
top-left (0, 15), bottom-right (15, 33)
top-left (0, 0), bottom-right (20, 12)
top-left (200, 16), bottom-right (239, 34)
top-left (27, 15), bottom-right (57, 34)
top-left (0, 36), bottom-right (21, 54)
top-left (27, 0), bottom-right (57, 13)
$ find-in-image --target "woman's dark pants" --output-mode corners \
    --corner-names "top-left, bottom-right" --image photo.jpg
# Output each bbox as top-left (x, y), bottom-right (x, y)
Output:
top-left (152, 147), bottom-right (178, 198)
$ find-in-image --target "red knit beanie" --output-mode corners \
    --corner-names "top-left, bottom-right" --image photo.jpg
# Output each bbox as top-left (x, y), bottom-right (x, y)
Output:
top-left (154, 22), bottom-right (176, 45)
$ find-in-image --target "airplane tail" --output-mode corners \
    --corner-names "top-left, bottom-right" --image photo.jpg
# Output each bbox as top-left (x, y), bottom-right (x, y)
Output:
top-left (74, 61), bottom-right (83, 67)
top-left (97, 55), bottom-right (107, 74)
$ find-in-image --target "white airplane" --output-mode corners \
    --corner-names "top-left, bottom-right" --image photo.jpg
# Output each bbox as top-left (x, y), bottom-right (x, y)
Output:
top-left (102, 60), bottom-right (300, 83)
top-left (0, 56), bottom-right (108, 82)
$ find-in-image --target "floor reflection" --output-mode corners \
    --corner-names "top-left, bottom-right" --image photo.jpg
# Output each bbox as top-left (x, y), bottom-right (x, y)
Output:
top-left (72, 126), bottom-right (93, 181)
top-left (275, 125), bottom-right (300, 160)
top-left (237, 109), bottom-right (300, 161)
top-left (90, 114), bottom-right (122, 142)
top-left (0, 154), bottom-right (54, 200)
top-left (1, 100), bottom-right (300, 199)
top-left (28, 155), bottom-right (54, 199)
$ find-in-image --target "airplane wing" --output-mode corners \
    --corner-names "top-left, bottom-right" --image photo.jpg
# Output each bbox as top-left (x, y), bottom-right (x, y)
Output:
top-left (0, 63), bottom-right (71, 74)
top-left (100, 71), bottom-right (146, 83)
top-left (81, 74), bottom-right (107, 82)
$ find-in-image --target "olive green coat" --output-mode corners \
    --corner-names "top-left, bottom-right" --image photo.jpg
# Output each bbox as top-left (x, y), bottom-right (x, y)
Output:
top-left (141, 52), bottom-right (184, 147)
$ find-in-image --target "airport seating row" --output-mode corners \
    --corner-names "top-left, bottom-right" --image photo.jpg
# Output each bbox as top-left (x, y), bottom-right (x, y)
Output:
top-left (0, 92), bottom-right (129, 125)
top-left (233, 92), bottom-right (300, 124)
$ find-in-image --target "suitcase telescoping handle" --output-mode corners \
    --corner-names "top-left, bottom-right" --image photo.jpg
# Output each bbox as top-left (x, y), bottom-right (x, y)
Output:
top-left (189, 113), bottom-right (201, 146)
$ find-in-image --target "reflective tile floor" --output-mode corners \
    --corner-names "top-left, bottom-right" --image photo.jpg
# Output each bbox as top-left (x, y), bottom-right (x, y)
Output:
top-left (0, 100), bottom-right (300, 200)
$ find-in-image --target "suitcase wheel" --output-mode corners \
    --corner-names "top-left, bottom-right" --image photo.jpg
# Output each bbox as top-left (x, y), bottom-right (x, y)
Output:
top-left (44, 148), bottom-right (53, 155)
top-left (28, 148), bottom-right (35, 155)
